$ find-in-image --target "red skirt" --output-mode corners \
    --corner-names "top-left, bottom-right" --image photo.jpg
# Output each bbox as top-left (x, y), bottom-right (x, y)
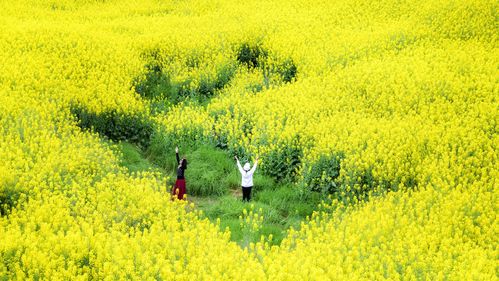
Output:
top-left (172, 179), bottom-right (186, 200)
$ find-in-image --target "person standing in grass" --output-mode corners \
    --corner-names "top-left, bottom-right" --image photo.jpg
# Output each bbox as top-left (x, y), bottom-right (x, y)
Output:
top-left (172, 146), bottom-right (188, 200)
top-left (234, 155), bottom-right (259, 202)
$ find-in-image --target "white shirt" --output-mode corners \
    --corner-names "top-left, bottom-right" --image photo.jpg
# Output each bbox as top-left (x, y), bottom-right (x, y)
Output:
top-left (236, 160), bottom-right (257, 187)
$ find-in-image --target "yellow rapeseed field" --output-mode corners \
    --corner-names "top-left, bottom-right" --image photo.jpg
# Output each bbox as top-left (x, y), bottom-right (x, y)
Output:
top-left (0, 0), bottom-right (497, 280)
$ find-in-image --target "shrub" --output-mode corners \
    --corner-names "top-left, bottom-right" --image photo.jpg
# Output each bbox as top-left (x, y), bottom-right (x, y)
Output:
top-left (0, 184), bottom-right (19, 217)
top-left (302, 153), bottom-right (345, 195)
top-left (278, 59), bottom-right (298, 83)
top-left (134, 65), bottom-right (184, 108)
top-left (134, 64), bottom-right (177, 101)
top-left (260, 56), bottom-right (298, 87)
top-left (134, 48), bottom-right (180, 104)
top-left (194, 63), bottom-right (237, 102)
top-left (302, 156), bottom-right (391, 203)
top-left (71, 106), bottom-right (153, 150)
top-left (340, 167), bottom-right (418, 203)
top-left (260, 141), bottom-right (303, 183)
top-left (135, 51), bottom-right (236, 107)
top-left (236, 43), bottom-right (267, 68)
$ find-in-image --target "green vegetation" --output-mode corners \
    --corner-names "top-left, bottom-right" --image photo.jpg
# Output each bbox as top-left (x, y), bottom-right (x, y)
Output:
top-left (71, 105), bottom-right (153, 150)
top-left (134, 51), bottom-right (237, 109)
top-left (0, 183), bottom-right (18, 217)
top-left (302, 153), bottom-right (344, 195)
top-left (117, 142), bottom-right (158, 174)
top-left (188, 184), bottom-right (321, 247)
top-left (117, 141), bottom-right (322, 247)
top-left (184, 146), bottom-right (239, 196)
top-left (237, 43), bottom-right (268, 68)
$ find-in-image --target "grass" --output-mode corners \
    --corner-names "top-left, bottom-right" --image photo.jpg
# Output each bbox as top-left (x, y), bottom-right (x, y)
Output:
top-left (117, 141), bottom-right (323, 247)
top-left (191, 184), bottom-right (321, 247)
top-left (117, 142), bottom-right (157, 173)
top-left (184, 145), bottom-right (240, 196)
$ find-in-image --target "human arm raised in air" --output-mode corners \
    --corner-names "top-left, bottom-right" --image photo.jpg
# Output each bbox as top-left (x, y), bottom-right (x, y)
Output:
top-left (234, 156), bottom-right (244, 174)
top-left (249, 155), bottom-right (259, 175)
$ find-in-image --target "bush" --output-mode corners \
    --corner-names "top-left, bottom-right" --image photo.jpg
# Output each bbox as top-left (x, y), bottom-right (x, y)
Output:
top-left (260, 141), bottom-right (303, 183)
top-left (134, 64), bottom-right (177, 101)
top-left (134, 66), bottom-right (185, 108)
top-left (236, 43), bottom-right (267, 68)
top-left (0, 184), bottom-right (19, 217)
top-left (135, 53), bottom-right (236, 108)
top-left (278, 59), bottom-right (298, 83)
top-left (134, 49), bottom-right (180, 105)
top-left (71, 106), bottom-right (153, 150)
top-left (302, 153), bottom-right (344, 195)
top-left (193, 63), bottom-right (237, 103)
top-left (303, 159), bottom-right (419, 204)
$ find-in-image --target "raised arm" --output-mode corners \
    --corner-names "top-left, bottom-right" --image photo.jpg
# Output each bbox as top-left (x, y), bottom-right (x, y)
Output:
top-left (235, 156), bottom-right (244, 174)
top-left (175, 147), bottom-right (180, 165)
top-left (249, 156), bottom-right (259, 174)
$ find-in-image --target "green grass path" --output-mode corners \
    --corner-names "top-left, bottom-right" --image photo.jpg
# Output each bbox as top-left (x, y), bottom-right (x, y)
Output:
top-left (117, 142), bottom-right (322, 247)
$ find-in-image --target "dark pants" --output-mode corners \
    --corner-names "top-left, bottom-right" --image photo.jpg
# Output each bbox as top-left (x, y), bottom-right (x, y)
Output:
top-left (242, 186), bottom-right (252, 202)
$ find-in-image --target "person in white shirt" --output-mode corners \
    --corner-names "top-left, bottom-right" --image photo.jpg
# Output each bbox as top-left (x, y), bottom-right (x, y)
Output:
top-left (234, 155), bottom-right (259, 202)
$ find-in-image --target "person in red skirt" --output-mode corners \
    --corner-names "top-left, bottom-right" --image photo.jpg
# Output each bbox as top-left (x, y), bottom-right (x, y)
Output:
top-left (172, 146), bottom-right (188, 200)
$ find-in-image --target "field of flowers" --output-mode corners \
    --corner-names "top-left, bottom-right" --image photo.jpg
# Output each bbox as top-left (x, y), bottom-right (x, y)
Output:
top-left (0, 0), bottom-right (497, 279)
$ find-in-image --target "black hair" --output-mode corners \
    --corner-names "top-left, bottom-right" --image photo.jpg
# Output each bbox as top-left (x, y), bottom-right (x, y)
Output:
top-left (180, 158), bottom-right (188, 169)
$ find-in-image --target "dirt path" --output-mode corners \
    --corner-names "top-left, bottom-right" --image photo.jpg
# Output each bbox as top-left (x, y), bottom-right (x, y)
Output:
top-left (230, 188), bottom-right (242, 199)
